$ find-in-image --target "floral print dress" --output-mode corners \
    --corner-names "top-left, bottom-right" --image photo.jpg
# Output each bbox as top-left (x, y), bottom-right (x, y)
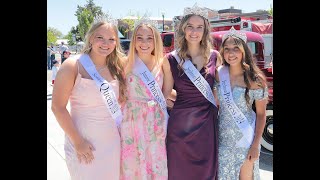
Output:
top-left (120, 66), bottom-right (168, 180)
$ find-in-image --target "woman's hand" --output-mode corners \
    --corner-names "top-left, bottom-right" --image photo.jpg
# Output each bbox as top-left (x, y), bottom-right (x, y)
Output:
top-left (247, 146), bottom-right (260, 162)
top-left (74, 139), bottom-right (95, 164)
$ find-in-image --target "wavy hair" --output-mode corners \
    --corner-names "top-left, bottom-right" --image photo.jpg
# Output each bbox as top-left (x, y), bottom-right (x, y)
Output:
top-left (175, 14), bottom-right (212, 75)
top-left (81, 21), bottom-right (127, 103)
top-left (219, 36), bottom-right (267, 106)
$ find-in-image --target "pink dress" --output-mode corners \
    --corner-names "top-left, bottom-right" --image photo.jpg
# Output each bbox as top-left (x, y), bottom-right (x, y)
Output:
top-left (120, 67), bottom-right (168, 180)
top-left (64, 61), bottom-right (120, 180)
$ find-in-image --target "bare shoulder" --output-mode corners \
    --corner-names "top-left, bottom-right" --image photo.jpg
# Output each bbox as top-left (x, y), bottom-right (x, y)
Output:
top-left (58, 55), bottom-right (80, 78)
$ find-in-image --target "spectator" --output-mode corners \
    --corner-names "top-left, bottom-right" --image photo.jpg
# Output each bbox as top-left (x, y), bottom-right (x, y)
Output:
top-left (50, 43), bottom-right (56, 66)
top-left (47, 46), bottom-right (52, 69)
top-left (61, 50), bottom-right (71, 64)
top-left (59, 41), bottom-right (69, 60)
top-left (51, 59), bottom-right (60, 85)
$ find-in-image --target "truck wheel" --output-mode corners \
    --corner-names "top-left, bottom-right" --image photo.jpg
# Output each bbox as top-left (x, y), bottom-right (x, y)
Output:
top-left (261, 110), bottom-right (273, 151)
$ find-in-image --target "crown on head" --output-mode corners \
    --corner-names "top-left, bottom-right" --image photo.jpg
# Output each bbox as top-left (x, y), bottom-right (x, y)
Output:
top-left (222, 26), bottom-right (247, 43)
top-left (134, 15), bottom-right (158, 29)
top-left (93, 14), bottom-right (118, 27)
top-left (183, 3), bottom-right (208, 19)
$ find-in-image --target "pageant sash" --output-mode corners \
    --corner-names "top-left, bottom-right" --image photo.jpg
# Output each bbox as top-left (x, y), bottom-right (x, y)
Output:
top-left (171, 50), bottom-right (217, 107)
top-left (217, 65), bottom-right (255, 148)
top-left (79, 54), bottom-right (122, 128)
top-left (132, 55), bottom-right (169, 131)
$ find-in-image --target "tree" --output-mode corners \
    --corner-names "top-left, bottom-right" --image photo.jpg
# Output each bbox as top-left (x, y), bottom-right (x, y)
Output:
top-left (47, 27), bottom-right (62, 45)
top-left (74, 0), bottom-right (104, 40)
top-left (268, 7), bottom-right (273, 16)
top-left (77, 9), bottom-right (94, 40)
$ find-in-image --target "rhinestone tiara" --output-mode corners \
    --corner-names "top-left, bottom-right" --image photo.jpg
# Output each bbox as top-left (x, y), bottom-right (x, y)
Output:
top-left (222, 26), bottom-right (247, 43)
top-left (134, 15), bottom-right (158, 29)
top-left (93, 14), bottom-right (118, 27)
top-left (183, 3), bottom-right (208, 19)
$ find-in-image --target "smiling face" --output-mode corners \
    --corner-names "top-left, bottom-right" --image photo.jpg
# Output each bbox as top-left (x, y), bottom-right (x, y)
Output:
top-left (222, 37), bottom-right (244, 67)
top-left (134, 25), bottom-right (155, 56)
top-left (184, 15), bottom-right (205, 45)
top-left (89, 24), bottom-right (116, 57)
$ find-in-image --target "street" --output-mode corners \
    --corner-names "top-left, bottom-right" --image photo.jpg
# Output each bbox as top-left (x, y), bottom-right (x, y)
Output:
top-left (47, 70), bottom-right (273, 180)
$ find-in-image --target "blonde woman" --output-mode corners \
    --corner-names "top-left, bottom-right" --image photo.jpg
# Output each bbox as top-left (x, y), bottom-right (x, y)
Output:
top-left (120, 18), bottom-right (173, 180)
top-left (51, 16), bottom-right (126, 180)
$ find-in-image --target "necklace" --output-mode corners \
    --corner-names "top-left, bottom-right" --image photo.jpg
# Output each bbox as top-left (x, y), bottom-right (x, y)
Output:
top-left (96, 65), bottom-right (108, 72)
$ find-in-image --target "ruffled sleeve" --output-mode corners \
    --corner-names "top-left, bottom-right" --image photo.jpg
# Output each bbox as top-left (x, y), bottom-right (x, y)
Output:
top-left (253, 87), bottom-right (268, 101)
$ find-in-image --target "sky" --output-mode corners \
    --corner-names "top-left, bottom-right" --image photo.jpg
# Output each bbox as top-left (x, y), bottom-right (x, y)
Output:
top-left (47, 0), bottom-right (273, 36)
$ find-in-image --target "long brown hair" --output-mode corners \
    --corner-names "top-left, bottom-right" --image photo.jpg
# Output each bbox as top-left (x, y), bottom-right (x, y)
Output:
top-left (175, 14), bottom-right (212, 75)
top-left (219, 36), bottom-right (267, 106)
top-left (81, 21), bottom-right (127, 103)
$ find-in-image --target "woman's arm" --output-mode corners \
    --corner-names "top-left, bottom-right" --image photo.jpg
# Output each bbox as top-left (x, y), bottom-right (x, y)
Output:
top-left (247, 91), bottom-right (267, 162)
top-left (51, 58), bottom-right (86, 149)
top-left (251, 98), bottom-right (267, 148)
top-left (161, 57), bottom-right (174, 99)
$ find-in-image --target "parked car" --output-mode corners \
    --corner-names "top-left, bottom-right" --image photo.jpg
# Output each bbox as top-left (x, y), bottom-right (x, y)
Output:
top-left (120, 39), bottom-right (131, 55)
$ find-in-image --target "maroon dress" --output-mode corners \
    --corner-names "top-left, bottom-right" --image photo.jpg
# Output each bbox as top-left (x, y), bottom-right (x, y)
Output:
top-left (166, 51), bottom-right (219, 180)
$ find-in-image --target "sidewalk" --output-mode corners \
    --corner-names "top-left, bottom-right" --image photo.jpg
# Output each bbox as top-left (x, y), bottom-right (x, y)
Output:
top-left (47, 81), bottom-right (70, 180)
top-left (47, 74), bottom-right (272, 180)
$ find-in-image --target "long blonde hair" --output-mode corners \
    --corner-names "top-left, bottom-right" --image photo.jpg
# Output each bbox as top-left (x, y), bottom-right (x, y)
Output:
top-left (126, 23), bottom-right (164, 74)
top-left (81, 21), bottom-right (127, 103)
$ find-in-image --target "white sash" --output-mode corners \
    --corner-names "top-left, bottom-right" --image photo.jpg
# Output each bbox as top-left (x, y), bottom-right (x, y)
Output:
top-left (171, 50), bottom-right (217, 107)
top-left (132, 55), bottom-right (169, 132)
top-left (217, 65), bottom-right (255, 148)
top-left (79, 54), bottom-right (123, 128)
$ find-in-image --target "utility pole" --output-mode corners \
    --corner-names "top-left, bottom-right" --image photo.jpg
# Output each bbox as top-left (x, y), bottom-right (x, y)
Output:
top-left (161, 11), bottom-right (165, 32)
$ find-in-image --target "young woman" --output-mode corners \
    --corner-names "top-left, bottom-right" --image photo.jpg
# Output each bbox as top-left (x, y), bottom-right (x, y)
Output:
top-left (120, 18), bottom-right (173, 180)
top-left (51, 17), bottom-right (126, 180)
top-left (165, 5), bottom-right (221, 180)
top-left (215, 27), bottom-right (268, 180)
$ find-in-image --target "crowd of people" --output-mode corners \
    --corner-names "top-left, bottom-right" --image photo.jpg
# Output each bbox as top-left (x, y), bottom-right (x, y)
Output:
top-left (50, 4), bottom-right (268, 180)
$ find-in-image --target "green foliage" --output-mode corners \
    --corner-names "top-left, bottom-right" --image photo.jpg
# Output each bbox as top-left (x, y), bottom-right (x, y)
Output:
top-left (74, 0), bottom-right (104, 40)
top-left (268, 7), bottom-right (273, 16)
top-left (47, 27), bottom-right (62, 45)
top-left (119, 19), bottom-right (135, 38)
top-left (65, 31), bottom-right (75, 46)
top-left (77, 9), bottom-right (94, 40)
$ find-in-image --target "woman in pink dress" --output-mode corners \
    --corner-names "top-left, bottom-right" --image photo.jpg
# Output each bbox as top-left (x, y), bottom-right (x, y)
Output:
top-left (119, 18), bottom-right (173, 180)
top-left (51, 16), bottom-right (127, 180)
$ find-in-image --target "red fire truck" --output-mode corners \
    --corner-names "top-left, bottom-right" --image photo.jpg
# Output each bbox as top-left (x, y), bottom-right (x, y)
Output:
top-left (161, 17), bottom-right (273, 151)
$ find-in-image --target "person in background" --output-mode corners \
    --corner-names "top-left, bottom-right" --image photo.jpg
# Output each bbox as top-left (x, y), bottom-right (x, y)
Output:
top-left (50, 43), bottom-right (57, 67)
top-left (59, 41), bottom-right (69, 60)
top-left (51, 15), bottom-right (126, 180)
top-left (214, 27), bottom-right (268, 180)
top-left (165, 4), bottom-right (221, 180)
top-left (51, 59), bottom-right (60, 85)
top-left (119, 17), bottom-right (173, 180)
top-left (47, 46), bottom-right (53, 70)
top-left (61, 50), bottom-right (71, 64)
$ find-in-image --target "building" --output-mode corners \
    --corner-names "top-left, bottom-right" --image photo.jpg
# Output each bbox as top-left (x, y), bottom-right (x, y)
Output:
top-left (118, 16), bottom-right (173, 39)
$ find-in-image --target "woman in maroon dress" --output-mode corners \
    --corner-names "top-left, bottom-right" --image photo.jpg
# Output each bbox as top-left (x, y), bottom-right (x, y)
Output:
top-left (165, 5), bottom-right (221, 180)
